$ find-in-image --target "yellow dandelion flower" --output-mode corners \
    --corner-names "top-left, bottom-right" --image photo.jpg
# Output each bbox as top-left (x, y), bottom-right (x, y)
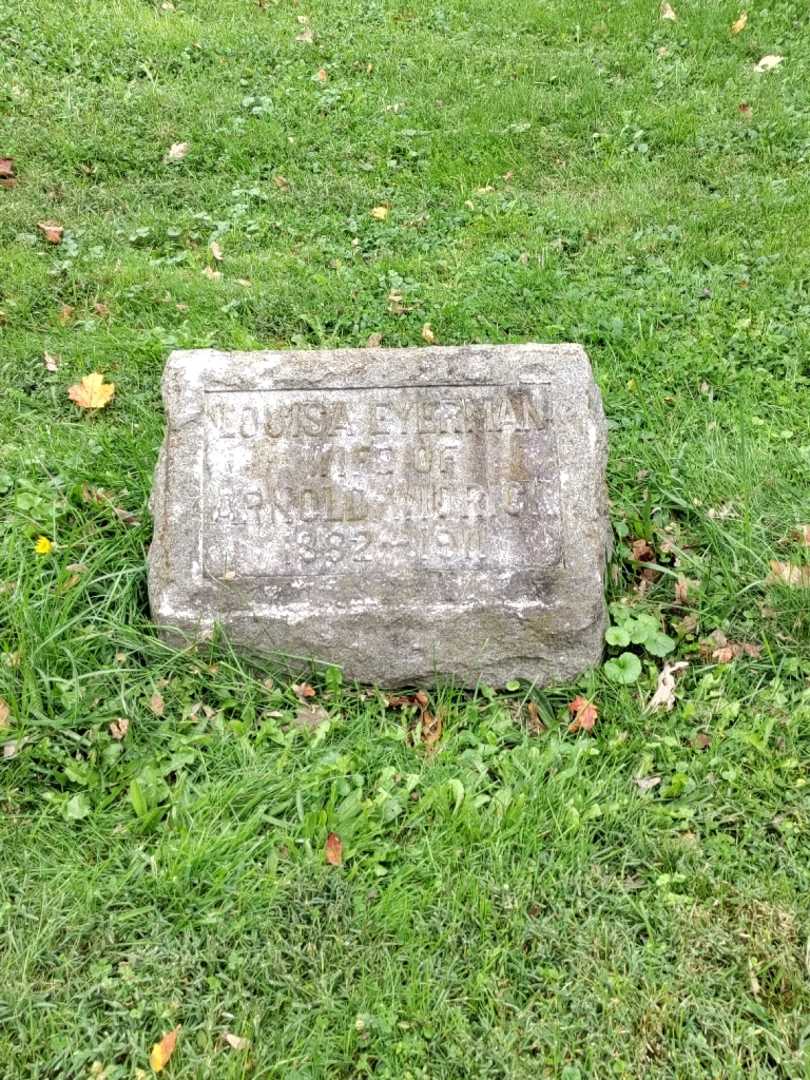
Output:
top-left (34, 536), bottom-right (53, 555)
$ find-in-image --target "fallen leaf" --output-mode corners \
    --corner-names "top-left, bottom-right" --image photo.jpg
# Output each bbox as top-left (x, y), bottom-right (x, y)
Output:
top-left (3, 740), bottom-right (20, 759)
top-left (421, 709), bottom-right (442, 752)
top-left (68, 372), bottom-right (115, 410)
top-left (273, 175), bottom-right (290, 191)
top-left (113, 505), bottom-right (140, 527)
top-left (768, 560), bottom-right (810, 588)
top-left (149, 1027), bottom-right (180, 1072)
top-left (739, 102), bottom-right (753, 118)
top-left (791, 525), bottom-right (810, 547)
top-left (526, 700), bottom-right (546, 735)
top-left (223, 1033), bottom-right (250, 1051)
top-left (43, 352), bottom-right (60, 372)
top-left (630, 538), bottom-right (655, 562)
top-left (56, 572), bottom-right (81, 594)
top-left (164, 141), bottom-right (190, 162)
top-left (366, 332), bottom-right (383, 348)
top-left (325, 831), bottom-right (343, 865)
top-left (292, 682), bottom-right (316, 701)
top-left (755, 54), bottom-right (783, 73)
top-left (702, 629), bottom-right (762, 662)
top-left (731, 11), bottom-right (748, 33)
top-left (646, 660), bottom-right (689, 712)
top-left (236, 279), bottom-right (251, 288)
top-left (0, 157), bottom-right (16, 188)
top-left (209, 240), bottom-right (223, 262)
top-left (58, 304), bottom-right (75, 325)
top-left (567, 695), bottom-right (598, 733)
top-left (0, 699), bottom-right (9, 729)
top-left (34, 536), bottom-right (53, 555)
top-left (421, 323), bottom-right (436, 344)
top-left (674, 576), bottom-right (699, 605)
top-left (295, 18), bottom-right (314, 43)
top-left (37, 221), bottom-right (64, 244)
top-left (315, 67), bottom-right (328, 82)
top-left (201, 265), bottom-right (221, 281)
top-left (675, 612), bottom-right (699, 636)
top-left (371, 205), bottom-right (389, 221)
top-left (387, 289), bottom-right (412, 315)
top-left (692, 732), bottom-right (712, 750)
top-left (149, 692), bottom-right (165, 717)
top-left (109, 717), bottom-right (129, 740)
top-left (635, 775), bottom-right (661, 792)
top-left (660, 2), bottom-right (676, 20)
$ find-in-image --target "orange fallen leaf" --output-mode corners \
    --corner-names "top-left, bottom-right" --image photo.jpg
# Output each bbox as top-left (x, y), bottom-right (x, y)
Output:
top-left (150, 1027), bottom-right (180, 1072)
top-left (567, 695), bottom-right (598, 733)
top-left (38, 221), bottom-right (64, 244)
top-left (67, 372), bottom-right (115, 410)
top-left (768, 560), bottom-right (810, 588)
top-left (325, 832), bottom-right (343, 865)
top-left (315, 67), bottom-right (328, 82)
top-left (292, 682), bottom-right (316, 701)
top-left (0, 157), bottom-right (15, 188)
top-left (421, 708), bottom-right (442, 752)
top-left (731, 11), bottom-right (748, 33)
top-left (149, 692), bottom-right (165, 717)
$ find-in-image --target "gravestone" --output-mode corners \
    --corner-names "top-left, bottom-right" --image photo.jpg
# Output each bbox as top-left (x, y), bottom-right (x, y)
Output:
top-left (148, 344), bottom-right (610, 686)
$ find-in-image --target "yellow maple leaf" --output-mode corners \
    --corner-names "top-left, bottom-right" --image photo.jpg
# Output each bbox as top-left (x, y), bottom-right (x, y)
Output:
top-left (149, 1027), bottom-right (180, 1072)
top-left (68, 372), bottom-right (115, 410)
top-left (34, 536), bottom-right (53, 555)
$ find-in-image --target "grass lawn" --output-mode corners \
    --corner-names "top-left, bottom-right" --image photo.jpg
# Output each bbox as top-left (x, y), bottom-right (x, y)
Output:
top-left (2, 0), bottom-right (810, 1075)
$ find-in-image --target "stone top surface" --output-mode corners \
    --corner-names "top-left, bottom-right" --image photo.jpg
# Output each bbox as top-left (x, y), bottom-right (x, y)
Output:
top-left (148, 344), bottom-right (610, 686)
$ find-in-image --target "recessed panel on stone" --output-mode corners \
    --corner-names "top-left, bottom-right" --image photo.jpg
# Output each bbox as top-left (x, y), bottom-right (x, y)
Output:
top-left (148, 344), bottom-right (610, 687)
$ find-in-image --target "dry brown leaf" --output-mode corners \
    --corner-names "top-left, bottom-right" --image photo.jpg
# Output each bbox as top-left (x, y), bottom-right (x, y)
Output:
top-left (295, 19), bottom-right (314, 43)
top-left (630, 538), bottom-right (655, 562)
top-left (273, 175), bottom-right (290, 191)
top-left (660, 2), bottom-right (676, 20)
top-left (315, 67), bottom-right (328, 82)
top-left (149, 692), bottom-right (165, 717)
top-left (421, 323), bottom-right (436, 345)
top-left (0, 157), bottom-right (16, 189)
top-left (739, 102), bottom-right (753, 119)
top-left (109, 717), bottom-right (129, 740)
top-left (791, 525), bottom-right (810, 547)
top-left (150, 1027), bottom-right (180, 1072)
top-left (366, 332), bottom-right (383, 348)
top-left (58, 303), bottom-right (75, 325)
top-left (223, 1033), bottom-right (250, 1051)
top-left (325, 831), bottom-right (343, 865)
top-left (67, 372), bottom-right (115, 410)
top-left (702, 629), bottom-right (762, 663)
top-left (164, 141), bottom-right (190, 162)
top-left (292, 682), bottom-right (316, 701)
top-left (94, 302), bottom-right (110, 317)
top-left (209, 240), bottom-right (224, 262)
top-left (56, 572), bottom-right (81, 594)
top-left (755, 54), bottom-right (783, 72)
top-left (43, 352), bottom-right (60, 372)
top-left (371, 205), bottom-right (389, 221)
top-left (0, 699), bottom-right (9, 729)
top-left (38, 221), bottom-right (64, 244)
top-left (731, 11), bottom-right (748, 33)
top-left (768, 560), bottom-right (810, 588)
top-left (3, 740), bottom-right (20, 759)
top-left (201, 265), bottom-right (221, 281)
top-left (692, 732), bottom-right (712, 750)
top-left (635, 775), bottom-right (661, 792)
top-left (646, 660), bottom-right (689, 713)
top-left (567, 696), bottom-right (598, 733)
top-left (526, 700), bottom-right (546, 735)
top-left (421, 709), bottom-right (442, 752)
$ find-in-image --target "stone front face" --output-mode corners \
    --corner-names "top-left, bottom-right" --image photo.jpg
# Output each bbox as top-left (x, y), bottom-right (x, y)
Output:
top-left (148, 344), bottom-right (610, 687)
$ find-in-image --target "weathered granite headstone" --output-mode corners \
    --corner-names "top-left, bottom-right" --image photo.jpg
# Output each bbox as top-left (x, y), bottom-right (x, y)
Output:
top-left (148, 344), bottom-right (609, 686)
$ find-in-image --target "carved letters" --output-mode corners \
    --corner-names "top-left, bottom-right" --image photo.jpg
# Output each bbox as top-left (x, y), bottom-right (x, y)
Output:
top-left (202, 385), bottom-right (562, 578)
